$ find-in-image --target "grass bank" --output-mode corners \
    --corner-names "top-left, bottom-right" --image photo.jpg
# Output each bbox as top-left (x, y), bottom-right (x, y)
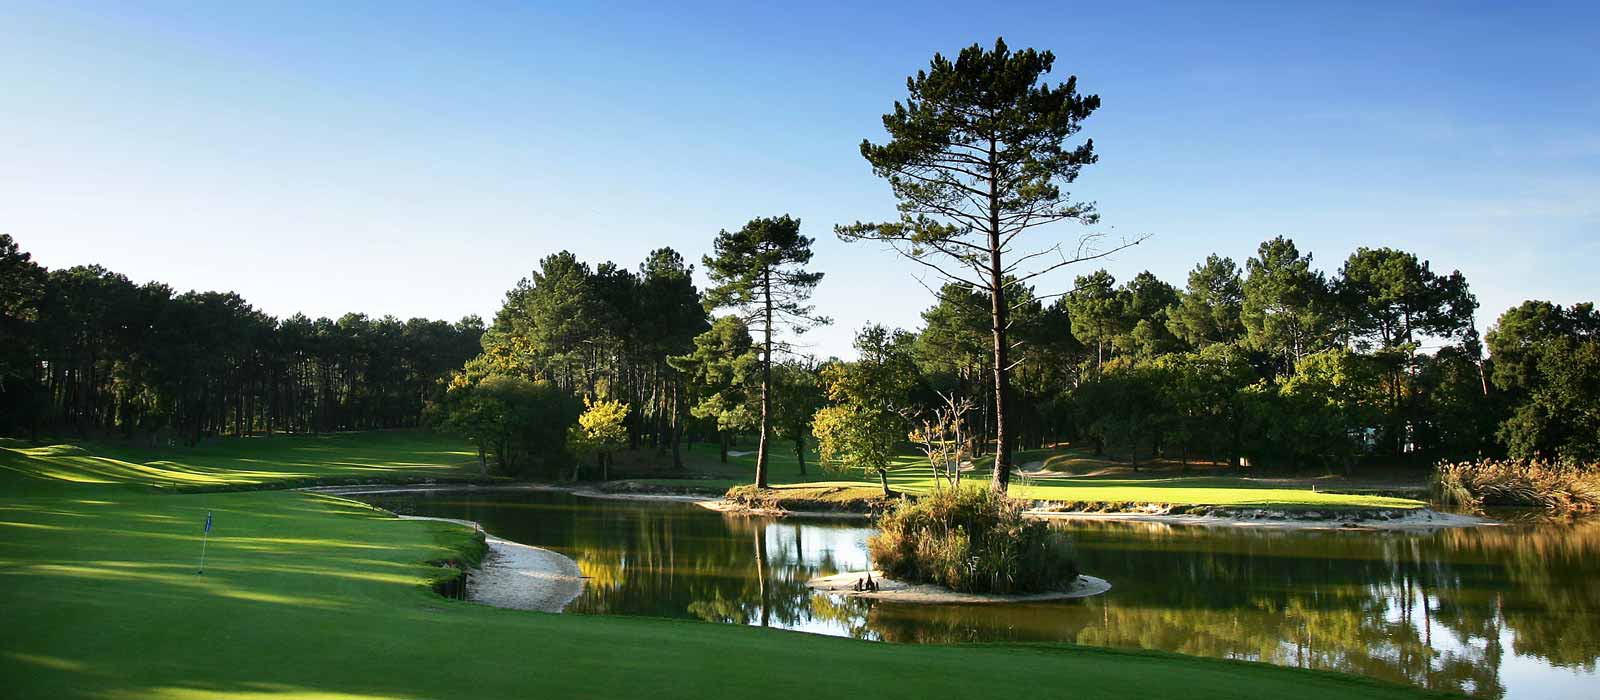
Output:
top-left (1, 432), bottom-right (1456, 699)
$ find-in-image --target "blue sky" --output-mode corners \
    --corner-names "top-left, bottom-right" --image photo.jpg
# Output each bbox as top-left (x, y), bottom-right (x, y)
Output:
top-left (3, 1), bottom-right (1595, 357)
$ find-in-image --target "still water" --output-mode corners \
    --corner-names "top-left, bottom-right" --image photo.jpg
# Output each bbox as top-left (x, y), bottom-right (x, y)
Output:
top-left (359, 490), bottom-right (1598, 700)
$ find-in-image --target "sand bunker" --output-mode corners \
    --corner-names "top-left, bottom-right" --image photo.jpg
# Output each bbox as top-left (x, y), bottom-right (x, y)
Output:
top-left (401, 515), bottom-right (583, 613)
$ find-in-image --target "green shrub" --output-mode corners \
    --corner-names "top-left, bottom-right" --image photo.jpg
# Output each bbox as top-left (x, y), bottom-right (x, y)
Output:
top-left (1432, 458), bottom-right (1600, 513)
top-left (868, 487), bottom-right (1078, 594)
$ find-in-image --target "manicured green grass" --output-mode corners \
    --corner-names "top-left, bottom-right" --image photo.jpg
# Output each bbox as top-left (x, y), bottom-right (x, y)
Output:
top-left (1007, 477), bottom-right (1421, 509)
top-left (0, 432), bottom-right (1456, 699)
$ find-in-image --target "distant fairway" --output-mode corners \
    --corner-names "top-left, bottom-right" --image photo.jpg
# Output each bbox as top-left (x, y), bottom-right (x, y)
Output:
top-left (634, 440), bottom-right (1426, 511)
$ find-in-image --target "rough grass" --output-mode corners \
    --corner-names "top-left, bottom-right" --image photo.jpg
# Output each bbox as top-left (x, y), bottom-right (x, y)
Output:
top-left (1432, 458), bottom-right (1600, 513)
top-left (0, 432), bottom-right (1462, 700)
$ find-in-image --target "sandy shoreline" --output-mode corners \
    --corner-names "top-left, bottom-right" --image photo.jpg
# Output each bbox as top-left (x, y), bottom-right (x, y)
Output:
top-left (319, 482), bottom-right (1497, 531)
top-left (398, 515), bottom-right (584, 613)
top-left (809, 570), bottom-right (1112, 604)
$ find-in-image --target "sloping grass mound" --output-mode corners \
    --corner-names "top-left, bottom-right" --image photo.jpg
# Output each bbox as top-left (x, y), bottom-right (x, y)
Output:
top-left (1432, 458), bottom-right (1600, 513)
top-left (870, 487), bottom-right (1078, 594)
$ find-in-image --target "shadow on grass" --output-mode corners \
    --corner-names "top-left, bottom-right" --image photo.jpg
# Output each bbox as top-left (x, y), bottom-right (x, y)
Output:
top-left (0, 431), bottom-right (481, 493)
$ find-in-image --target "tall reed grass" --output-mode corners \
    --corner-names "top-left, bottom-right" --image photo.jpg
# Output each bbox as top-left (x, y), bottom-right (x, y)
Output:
top-left (1432, 458), bottom-right (1600, 513)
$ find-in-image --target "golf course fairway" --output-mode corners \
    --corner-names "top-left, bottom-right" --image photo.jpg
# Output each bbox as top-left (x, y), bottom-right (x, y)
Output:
top-left (0, 433), bottom-right (1462, 700)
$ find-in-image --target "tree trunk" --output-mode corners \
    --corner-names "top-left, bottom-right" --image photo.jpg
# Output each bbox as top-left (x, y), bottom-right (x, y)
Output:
top-left (671, 380), bottom-right (684, 470)
top-left (654, 370), bottom-right (668, 450)
top-left (755, 267), bottom-right (773, 488)
top-left (987, 164), bottom-right (1013, 494)
top-left (794, 436), bottom-right (806, 475)
top-left (878, 468), bottom-right (891, 496)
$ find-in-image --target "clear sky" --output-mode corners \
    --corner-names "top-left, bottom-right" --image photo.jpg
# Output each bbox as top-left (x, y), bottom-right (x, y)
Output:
top-left (3, 1), bottom-right (1595, 358)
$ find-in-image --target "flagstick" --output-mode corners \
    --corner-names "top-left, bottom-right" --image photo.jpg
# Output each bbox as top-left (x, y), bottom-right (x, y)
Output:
top-left (197, 512), bottom-right (211, 575)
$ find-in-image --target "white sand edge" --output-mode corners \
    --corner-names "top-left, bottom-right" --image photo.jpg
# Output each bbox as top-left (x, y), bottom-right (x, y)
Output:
top-left (809, 571), bottom-right (1111, 604)
top-left (398, 515), bottom-right (584, 613)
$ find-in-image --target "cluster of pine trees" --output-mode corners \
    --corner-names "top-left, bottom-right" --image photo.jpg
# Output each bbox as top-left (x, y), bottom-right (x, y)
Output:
top-left (1052, 239), bottom-right (1597, 468)
top-left (845, 240), bottom-right (1595, 473)
top-left (430, 248), bottom-right (709, 473)
top-left (923, 236), bottom-right (1490, 470)
top-left (0, 235), bottom-right (483, 443)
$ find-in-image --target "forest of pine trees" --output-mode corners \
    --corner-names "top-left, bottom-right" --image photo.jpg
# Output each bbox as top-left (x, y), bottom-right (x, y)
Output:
top-left (0, 235), bottom-right (483, 443)
top-left (5, 231), bottom-right (1594, 473)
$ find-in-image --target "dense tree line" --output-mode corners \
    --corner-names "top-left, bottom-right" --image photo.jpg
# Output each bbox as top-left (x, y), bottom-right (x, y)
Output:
top-left (0, 235), bottom-right (483, 442)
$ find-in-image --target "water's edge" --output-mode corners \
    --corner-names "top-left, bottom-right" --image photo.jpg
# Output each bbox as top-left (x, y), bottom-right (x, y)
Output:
top-left (314, 483), bottom-right (1498, 531)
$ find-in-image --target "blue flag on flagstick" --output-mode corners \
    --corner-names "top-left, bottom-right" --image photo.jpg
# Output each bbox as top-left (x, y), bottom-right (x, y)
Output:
top-left (204, 512), bottom-right (212, 533)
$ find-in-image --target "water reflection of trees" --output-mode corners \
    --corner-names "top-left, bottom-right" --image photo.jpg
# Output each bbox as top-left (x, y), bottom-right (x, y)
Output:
top-left (1437, 519), bottom-right (1600, 671)
top-left (559, 503), bottom-right (863, 632)
top-left (362, 492), bottom-right (1598, 700)
top-left (839, 519), bottom-right (1600, 699)
top-left (680, 517), bottom-right (830, 628)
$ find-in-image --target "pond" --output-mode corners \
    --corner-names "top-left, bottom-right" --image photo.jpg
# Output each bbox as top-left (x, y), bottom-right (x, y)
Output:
top-left (357, 489), bottom-right (1598, 700)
